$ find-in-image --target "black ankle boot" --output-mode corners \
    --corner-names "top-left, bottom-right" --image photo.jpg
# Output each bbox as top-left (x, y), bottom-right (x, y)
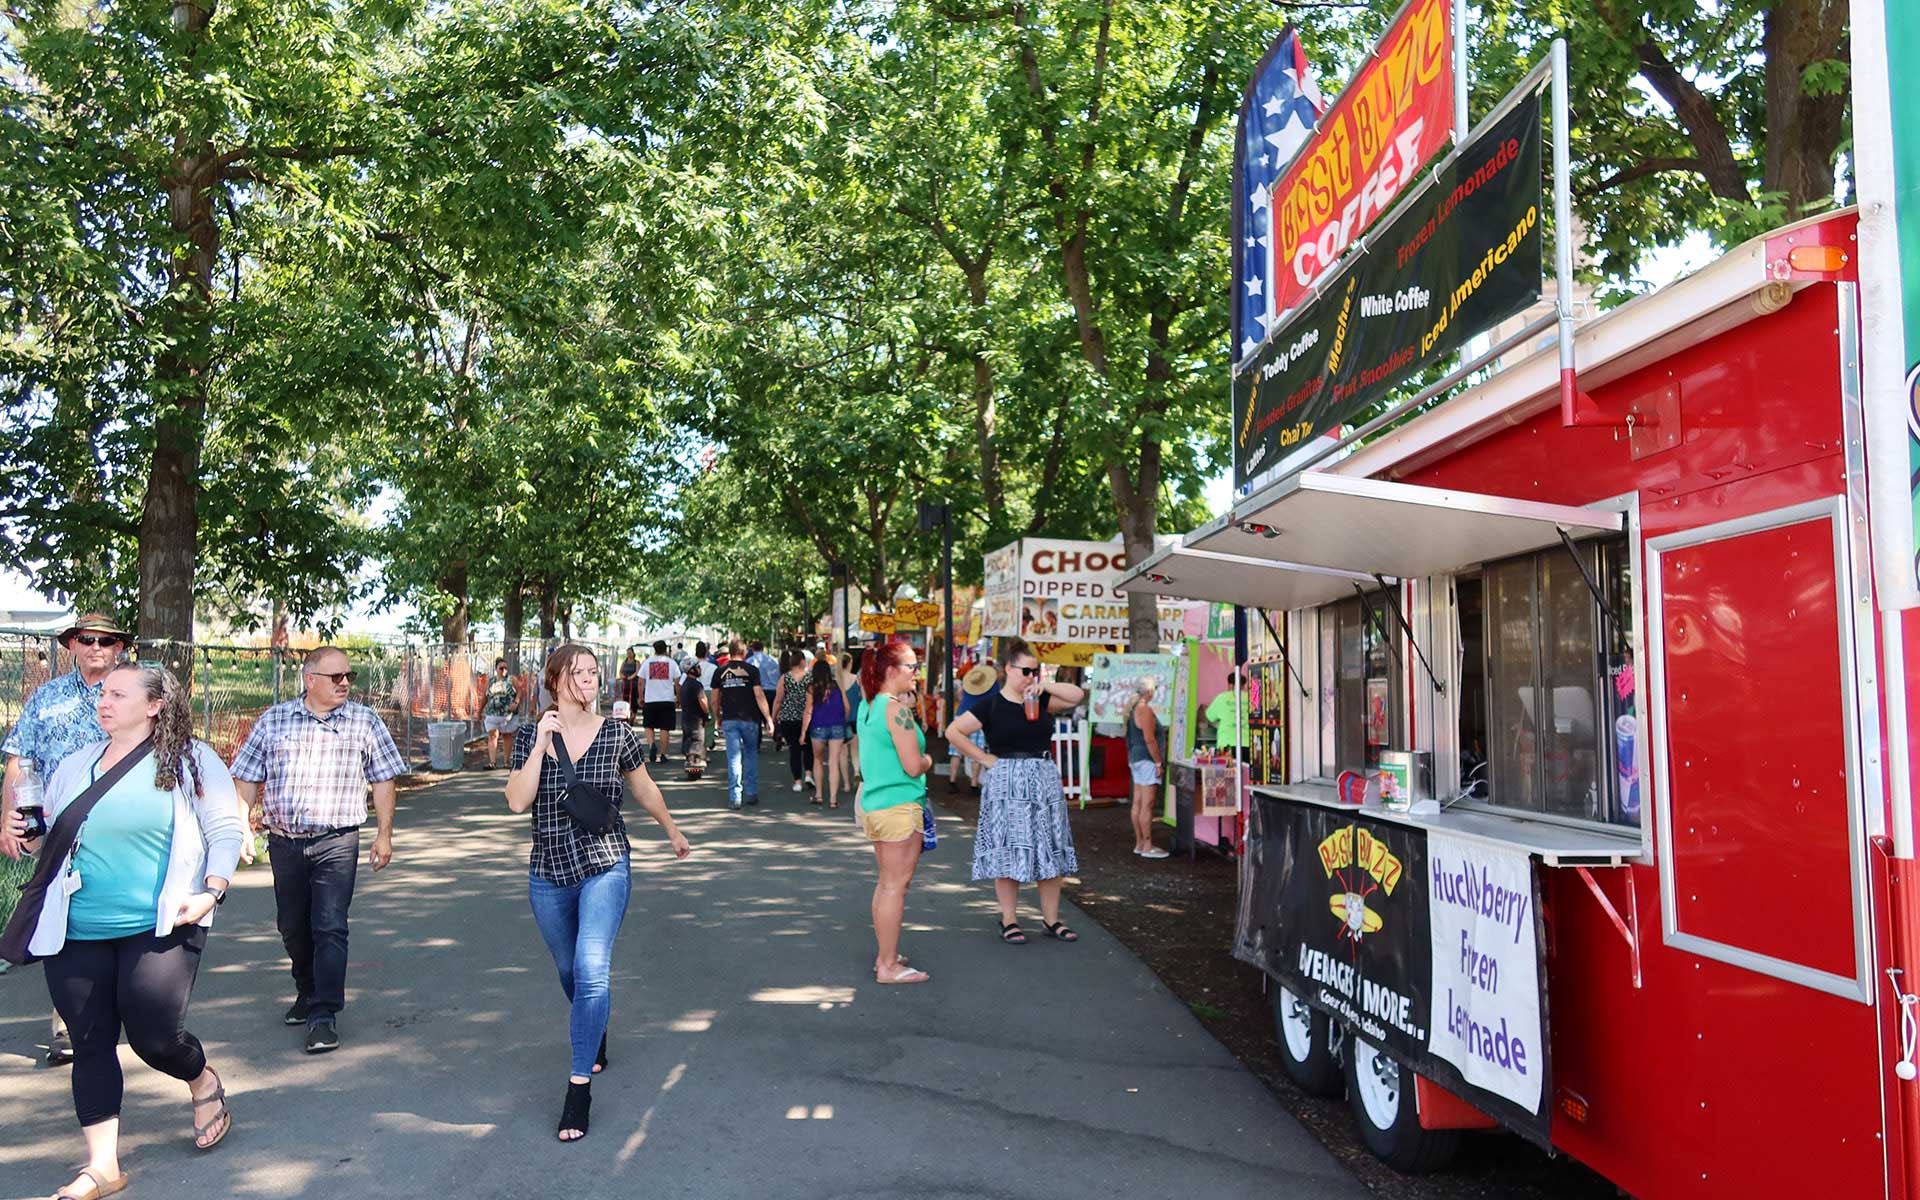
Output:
top-left (557, 1080), bottom-right (591, 1141)
top-left (594, 1033), bottom-right (608, 1074)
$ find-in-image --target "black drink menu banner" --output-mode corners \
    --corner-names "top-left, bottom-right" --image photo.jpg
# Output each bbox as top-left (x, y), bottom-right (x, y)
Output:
top-left (1232, 94), bottom-right (1544, 487)
top-left (1234, 796), bottom-right (1554, 1147)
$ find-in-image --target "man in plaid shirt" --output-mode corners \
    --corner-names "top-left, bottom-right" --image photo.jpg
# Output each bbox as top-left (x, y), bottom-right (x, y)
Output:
top-left (231, 646), bottom-right (406, 1054)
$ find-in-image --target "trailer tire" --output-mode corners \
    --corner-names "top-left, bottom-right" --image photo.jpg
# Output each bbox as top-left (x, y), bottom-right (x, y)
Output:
top-left (1344, 1035), bottom-right (1461, 1173)
top-left (1272, 985), bottom-right (1342, 1097)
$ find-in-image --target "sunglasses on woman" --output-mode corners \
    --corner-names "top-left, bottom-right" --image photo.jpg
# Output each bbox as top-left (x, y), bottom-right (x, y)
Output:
top-left (1010, 665), bottom-right (1039, 676)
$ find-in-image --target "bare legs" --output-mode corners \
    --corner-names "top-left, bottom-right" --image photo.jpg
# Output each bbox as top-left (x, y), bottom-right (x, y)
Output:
top-left (871, 837), bottom-right (923, 977)
top-left (1130, 783), bottom-right (1158, 852)
top-left (68, 1117), bottom-right (121, 1197)
top-left (994, 876), bottom-right (1065, 927)
top-left (488, 729), bottom-right (503, 769)
top-left (58, 1059), bottom-right (222, 1199)
top-left (813, 739), bottom-right (847, 807)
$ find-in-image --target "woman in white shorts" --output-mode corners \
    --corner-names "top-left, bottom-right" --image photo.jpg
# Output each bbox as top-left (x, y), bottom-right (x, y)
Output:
top-left (484, 658), bottom-right (521, 769)
top-left (1124, 679), bottom-right (1168, 858)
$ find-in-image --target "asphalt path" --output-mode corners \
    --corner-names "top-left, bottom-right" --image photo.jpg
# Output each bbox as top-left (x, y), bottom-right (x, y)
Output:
top-left (0, 746), bottom-right (1366, 1199)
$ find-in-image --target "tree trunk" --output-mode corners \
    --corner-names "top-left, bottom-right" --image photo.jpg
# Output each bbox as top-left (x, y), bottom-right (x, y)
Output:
top-left (1109, 444), bottom-right (1162, 653)
top-left (560, 603), bottom-right (573, 642)
top-left (503, 579), bottom-right (525, 639)
top-left (140, 0), bottom-right (219, 645)
top-left (501, 581), bottom-right (525, 670)
top-left (538, 577), bottom-right (559, 640)
top-left (962, 268), bottom-right (1008, 539)
top-left (1762, 0), bottom-right (1848, 211)
top-left (1620, 22), bottom-right (1750, 202)
top-left (269, 598), bottom-right (290, 649)
top-left (438, 559), bottom-right (469, 645)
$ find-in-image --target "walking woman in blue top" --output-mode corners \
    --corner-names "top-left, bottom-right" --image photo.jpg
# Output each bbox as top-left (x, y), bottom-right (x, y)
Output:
top-left (802, 657), bottom-right (851, 810)
top-left (4, 662), bottom-right (245, 1200)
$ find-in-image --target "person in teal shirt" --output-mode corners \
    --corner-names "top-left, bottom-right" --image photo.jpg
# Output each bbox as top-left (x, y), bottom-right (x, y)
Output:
top-left (1206, 669), bottom-right (1249, 753)
top-left (856, 642), bottom-right (932, 985)
top-left (64, 761), bottom-right (175, 940)
top-left (11, 662), bottom-right (245, 1199)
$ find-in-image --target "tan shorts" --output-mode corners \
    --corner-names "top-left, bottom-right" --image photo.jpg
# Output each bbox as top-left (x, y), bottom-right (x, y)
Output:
top-left (862, 804), bottom-right (922, 843)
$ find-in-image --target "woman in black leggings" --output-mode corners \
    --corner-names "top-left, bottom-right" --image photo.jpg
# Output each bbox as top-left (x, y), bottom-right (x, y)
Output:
top-left (6, 663), bottom-right (244, 1200)
top-left (772, 650), bottom-right (814, 796)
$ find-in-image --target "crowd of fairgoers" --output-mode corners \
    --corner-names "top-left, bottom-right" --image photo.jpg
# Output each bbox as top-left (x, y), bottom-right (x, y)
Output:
top-left (1, 613), bottom-right (1209, 1200)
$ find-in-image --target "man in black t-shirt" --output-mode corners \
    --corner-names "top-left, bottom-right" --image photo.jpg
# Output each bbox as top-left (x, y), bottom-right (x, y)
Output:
top-left (715, 639), bottom-right (775, 811)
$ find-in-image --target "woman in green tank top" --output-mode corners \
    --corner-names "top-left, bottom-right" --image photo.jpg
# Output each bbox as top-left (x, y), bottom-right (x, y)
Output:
top-left (856, 642), bottom-right (932, 985)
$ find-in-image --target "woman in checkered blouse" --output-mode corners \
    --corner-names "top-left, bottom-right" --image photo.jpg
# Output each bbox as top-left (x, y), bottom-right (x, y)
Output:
top-left (505, 644), bottom-right (691, 1144)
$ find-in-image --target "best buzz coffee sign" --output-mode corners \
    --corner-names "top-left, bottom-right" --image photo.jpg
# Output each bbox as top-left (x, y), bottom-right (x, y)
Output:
top-left (1236, 799), bottom-right (1551, 1145)
top-left (1233, 94), bottom-right (1545, 487)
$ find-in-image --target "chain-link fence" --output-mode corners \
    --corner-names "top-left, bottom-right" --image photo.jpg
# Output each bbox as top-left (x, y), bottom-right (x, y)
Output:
top-left (0, 630), bottom-right (628, 932)
top-left (0, 631), bottom-right (633, 770)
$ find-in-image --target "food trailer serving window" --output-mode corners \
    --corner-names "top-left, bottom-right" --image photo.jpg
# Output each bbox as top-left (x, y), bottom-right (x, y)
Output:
top-left (1312, 592), bottom-right (1406, 776)
top-left (1460, 537), bottom-right (1637, 828)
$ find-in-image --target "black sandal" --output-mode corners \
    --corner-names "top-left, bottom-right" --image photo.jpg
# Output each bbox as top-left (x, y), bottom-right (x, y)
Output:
top-left (593, 1033), bottom-right (608, 1075)
top-left (1042, 920), bottom-right (1079, 942)
top-left (557, 1080), bottom-right (591, 1142)
top-left (999, 921), bottom-right (1027, 944)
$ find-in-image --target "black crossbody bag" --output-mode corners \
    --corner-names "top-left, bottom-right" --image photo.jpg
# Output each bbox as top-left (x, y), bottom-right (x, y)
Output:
top-left (549, 736), bottom-right (621, 835)
top-left (1, 739), bottom-right (155, 965)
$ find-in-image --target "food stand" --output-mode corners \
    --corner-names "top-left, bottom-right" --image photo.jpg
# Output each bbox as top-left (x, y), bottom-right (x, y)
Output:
top-left (1112, 6), bottom-right (1920, 1196)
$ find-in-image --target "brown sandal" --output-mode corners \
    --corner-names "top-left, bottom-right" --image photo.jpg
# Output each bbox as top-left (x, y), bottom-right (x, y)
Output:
top-left (191, 1069), bottom-right (231, 1150)
top-left (54, 1166), bottom-right (128, 1199)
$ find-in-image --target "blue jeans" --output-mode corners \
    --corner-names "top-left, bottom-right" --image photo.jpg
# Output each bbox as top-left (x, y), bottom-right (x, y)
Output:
top-left (527, 858), bottom-right (630, 1079)
top-left (722, 720), bottom-right (761, 805)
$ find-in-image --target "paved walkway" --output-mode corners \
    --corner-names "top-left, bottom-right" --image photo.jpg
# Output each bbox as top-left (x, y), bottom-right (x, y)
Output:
top-left (0, 748), bottom-right (1364, 1199)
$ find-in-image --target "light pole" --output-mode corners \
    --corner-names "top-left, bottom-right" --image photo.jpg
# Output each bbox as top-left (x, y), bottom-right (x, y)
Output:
top-left (830, 563), bottom-right (849, 655)
top-left (918, 501), bottom-right (955, 726)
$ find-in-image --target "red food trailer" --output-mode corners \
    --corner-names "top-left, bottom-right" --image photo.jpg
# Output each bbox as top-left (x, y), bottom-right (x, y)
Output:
top-left (1122, 207), bottom-right (1920, 1196)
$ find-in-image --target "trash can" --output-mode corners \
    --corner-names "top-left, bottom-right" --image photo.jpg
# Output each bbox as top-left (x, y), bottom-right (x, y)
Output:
top-left (428, 721), bottom-right (466, 772)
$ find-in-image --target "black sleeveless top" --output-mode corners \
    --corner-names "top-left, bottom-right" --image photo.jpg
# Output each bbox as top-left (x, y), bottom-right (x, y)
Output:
top-left (976, 690), bottom-right (1054, 757)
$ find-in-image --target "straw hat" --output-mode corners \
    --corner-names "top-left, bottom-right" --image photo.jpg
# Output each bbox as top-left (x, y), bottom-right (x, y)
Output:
top-left (58, 612), bottom-right (133, 646)
top-left (962, 664), bottom-right (997, 696)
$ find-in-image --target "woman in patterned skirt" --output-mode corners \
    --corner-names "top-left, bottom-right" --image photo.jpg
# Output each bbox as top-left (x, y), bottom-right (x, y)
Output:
top-left (505, 644), bottom-right (691, 1143)
top-left (944, 638), bottom-right (1086, 945)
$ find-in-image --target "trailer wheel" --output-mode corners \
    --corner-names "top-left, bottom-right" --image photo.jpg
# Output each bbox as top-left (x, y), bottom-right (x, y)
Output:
top-left (1272, 985), bottom-right (1342, 1097)
top-left (1344, 1036), bottom-right (1461, 1173)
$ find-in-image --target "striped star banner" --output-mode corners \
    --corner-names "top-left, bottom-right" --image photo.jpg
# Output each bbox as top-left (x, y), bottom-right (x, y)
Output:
top-left (1232, 26), bottom-right (1322, 367)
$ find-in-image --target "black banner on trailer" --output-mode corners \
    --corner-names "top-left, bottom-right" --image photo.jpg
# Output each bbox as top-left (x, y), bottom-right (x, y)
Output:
top-left (1235, 795), bottom-right (1553, 1147)
top-left (1232, 93), bottom-right (1544, 487)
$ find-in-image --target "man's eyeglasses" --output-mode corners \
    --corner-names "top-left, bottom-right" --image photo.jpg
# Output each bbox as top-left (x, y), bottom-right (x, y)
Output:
top-left (1010, 665), bottom-right (1039, 676)
top-left (307, 671), bottom-right (358, 685)
top-left (72, 635), bottom-right (122, 648)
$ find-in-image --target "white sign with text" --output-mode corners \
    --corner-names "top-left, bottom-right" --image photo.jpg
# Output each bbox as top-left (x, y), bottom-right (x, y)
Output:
top-left (1425, 831), bottom-right (1543, 1114)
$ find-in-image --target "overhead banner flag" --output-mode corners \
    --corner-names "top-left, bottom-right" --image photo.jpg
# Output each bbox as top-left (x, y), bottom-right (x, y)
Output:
top-left (1233, 94), bottom-right (1544, 486)
top-left (1853, 0), bottom-right (1920, 609)
top-left (1259, 0), bottom-right (1454, 331)
top-left (1232, 26), bottom-right (1322, 363)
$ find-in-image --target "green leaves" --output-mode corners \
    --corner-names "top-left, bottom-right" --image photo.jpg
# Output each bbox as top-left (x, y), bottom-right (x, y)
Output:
top-left (0, 0), bottom-right (1849, 642)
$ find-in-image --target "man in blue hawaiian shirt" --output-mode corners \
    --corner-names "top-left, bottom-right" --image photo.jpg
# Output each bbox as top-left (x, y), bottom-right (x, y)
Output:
top-left (0, 612), bottom-right (131, 1065)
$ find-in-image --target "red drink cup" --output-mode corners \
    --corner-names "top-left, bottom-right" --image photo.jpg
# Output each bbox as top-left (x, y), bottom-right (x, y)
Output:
top-left (1024, 688), bottom-right (1040, 721)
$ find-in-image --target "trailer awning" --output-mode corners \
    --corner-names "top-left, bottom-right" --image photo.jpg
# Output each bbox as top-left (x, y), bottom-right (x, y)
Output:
top-left (1189, 471), bottom-right (1624, 578)
top-left (1115, 545), bottom-right (1387, 610)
